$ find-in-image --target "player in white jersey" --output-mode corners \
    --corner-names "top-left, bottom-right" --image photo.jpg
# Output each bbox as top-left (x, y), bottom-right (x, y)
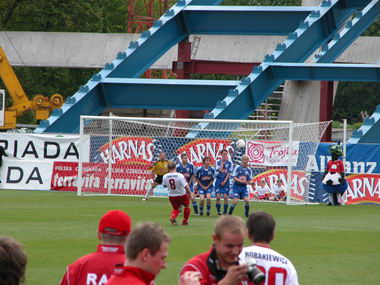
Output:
top-left (239, 211), bottom-right (299, 285)
top-left (163, 161), bottom-right (192, 226)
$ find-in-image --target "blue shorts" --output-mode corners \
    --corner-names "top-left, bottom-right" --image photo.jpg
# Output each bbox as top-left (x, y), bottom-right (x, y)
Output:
top-left (215, 179), bottom-right (230, 195)
top-left (188, 182), bottom-right (194, 192)
top-left (322, 181), bottom-right (348, 194)
top-left (198, 186), bottom-right (213, 196)
top-left (232, 184), bottom-right (248, 199)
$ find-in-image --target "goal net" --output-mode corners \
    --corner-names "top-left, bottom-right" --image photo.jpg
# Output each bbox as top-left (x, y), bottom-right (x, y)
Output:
top-left (78, 116), bottom-right (330, 205)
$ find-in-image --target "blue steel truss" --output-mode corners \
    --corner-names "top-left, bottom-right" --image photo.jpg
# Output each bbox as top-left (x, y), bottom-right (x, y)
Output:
top-left (35, 0), bottom-right (380, 143)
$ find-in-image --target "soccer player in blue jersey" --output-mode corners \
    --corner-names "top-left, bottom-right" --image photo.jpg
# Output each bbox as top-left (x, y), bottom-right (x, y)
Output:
top-left (229, 155), bottom-right (253, 217)
top-left (214, 149), bottom-right (234, 215)
top-left (195, 156), bottom-right (215, 216)
top-left (176, 153), bottom-right (199, 215)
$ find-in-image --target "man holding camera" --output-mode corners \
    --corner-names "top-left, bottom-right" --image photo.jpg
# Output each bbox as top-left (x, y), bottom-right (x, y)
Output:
top-left (240, 211), bottom-right (299, 285)
top-left (179, 215), bottom-right (254, 285)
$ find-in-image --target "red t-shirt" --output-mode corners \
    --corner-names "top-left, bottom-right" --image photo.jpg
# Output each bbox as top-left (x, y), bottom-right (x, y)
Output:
top-left (180, 248), bottom-right (251, 285)
top-left (60, 244), bottom-right (125, 285)
top-left (106, 266), bottom-right (155, 285)
top-left (327, 160), bottom-right (344, 173)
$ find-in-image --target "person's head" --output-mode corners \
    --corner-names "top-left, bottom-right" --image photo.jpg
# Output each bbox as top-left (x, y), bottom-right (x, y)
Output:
top-left (246, 211), bottom-right (276, 244)
top-left (212, 216), bottom-right (247, 267)
top-left (167, 161), bottom-right (176, 172)
top-left (276, 179), bottom-right (282, 186)
top-left (220, 149), bottom-right (229, 161)
top-left (260, 180), bottom-right (266, 187)
top-left (329, 144), bottom-right (343, 161)
top-left (241, 155), bottom-right (249, 167)
top-left (0, 236), bottom-right (27, 285)
top-left (98, 210), bottom-right (132, 245)
top-left (159, 152), bottom-right (166, 161)
top-left (181, 153), bottom-right (188, 164)
top-left (203, 156), bottom-right (211, 167)
top-left (125, 222), bottom-right (171, 276)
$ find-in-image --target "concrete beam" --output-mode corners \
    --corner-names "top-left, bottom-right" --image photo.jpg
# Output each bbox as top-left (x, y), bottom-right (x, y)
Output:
top-left (1, 32), bottom-right (379, 69)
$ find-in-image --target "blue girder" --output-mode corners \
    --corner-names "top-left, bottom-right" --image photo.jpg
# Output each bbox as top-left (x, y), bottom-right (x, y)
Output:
top-left (35, 0), bottom-right (380, 137)
top-left (191, 0), bottom-right (379, 138)
top-left (100, 78), bottom-right (239, 110)
top-left (348, 105), bottom-right (380, 143)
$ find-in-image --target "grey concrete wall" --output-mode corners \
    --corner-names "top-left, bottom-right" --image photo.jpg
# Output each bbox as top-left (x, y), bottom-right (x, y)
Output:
top-left (1, 31), bottom-right (379, 69)
top-left (0, 31), bottom-right (177, 69)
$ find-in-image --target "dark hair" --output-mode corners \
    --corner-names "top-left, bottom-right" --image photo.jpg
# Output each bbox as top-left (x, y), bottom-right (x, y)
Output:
top-left (246, 211), bottom-right (275, 243)
top-left (100, 233), bottom-right (128, 245)
top-left (180, 153), bottom-right (188, 158)
top-left (167, 161), bottom-right (176, 171)
top-left (126, 222), bottom-right (170, 261)
top-left (202, 156), bottom-right (211, 163)
top-left (0, 237), bottom-right (27, 285)
top-left (220, 149), bottom-right (228, 154)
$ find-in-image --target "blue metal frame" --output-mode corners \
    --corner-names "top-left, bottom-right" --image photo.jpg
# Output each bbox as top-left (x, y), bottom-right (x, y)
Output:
top-left (35, 0), bottom-right (380, 136)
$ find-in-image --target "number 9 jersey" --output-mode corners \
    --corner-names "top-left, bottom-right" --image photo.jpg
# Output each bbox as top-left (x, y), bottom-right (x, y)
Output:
top-left (163, 172), bottom-right (188, 197)
top-left (239, 244), bottom-right (299, 285)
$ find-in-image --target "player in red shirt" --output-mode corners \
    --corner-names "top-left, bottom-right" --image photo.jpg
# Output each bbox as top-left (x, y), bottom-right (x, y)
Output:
top-left (180, 216), bottom-right (252, 285)
top-left (321, 143), bottom-right (348, 206)
top-left (106, 222), bottom-right (170, 285)
top-left (163, 161), bottom-right (192, 225)
top-left (60, 210), bottom-right (131, 285)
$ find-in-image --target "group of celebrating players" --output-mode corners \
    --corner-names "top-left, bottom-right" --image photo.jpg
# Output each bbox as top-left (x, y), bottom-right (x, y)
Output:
top-left (143, 150), bottom-right (286, 226)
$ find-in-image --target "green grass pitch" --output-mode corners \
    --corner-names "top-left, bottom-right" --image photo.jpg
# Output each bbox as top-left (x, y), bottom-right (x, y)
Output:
top-left (0, 190), bottom-right (379, 285)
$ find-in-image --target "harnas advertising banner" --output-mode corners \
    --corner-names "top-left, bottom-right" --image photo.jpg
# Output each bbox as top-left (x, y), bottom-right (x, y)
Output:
top-left (344, 174), bottom-right (380, 205)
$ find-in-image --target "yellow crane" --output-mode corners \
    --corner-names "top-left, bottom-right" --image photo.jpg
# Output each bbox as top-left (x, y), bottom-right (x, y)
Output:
top-left (0, 46), bottom-right (64, 129)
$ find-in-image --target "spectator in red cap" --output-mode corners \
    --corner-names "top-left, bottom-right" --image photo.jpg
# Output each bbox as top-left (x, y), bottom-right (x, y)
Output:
top-left (106, 222), bottom-right (170, 285)
top-left (60, 210), bottom-right (131, 285)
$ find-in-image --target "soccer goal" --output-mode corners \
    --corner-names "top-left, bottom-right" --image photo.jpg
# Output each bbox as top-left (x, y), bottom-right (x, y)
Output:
top-left (78, 115), bottom-right (330, 205)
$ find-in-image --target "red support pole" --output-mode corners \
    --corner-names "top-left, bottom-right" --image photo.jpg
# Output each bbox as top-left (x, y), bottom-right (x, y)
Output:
top-left (175, 40), bottom-right (192, 118)
top-left (320, 81), bottom-right (334, 142)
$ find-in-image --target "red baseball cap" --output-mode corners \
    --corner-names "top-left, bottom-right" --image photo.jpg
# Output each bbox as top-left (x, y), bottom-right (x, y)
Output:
top-left (98, 210), bottom-right (131, 236)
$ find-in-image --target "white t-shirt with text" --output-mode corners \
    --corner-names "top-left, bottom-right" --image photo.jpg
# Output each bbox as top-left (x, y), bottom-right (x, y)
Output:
top-left (239, 244), bottom-right (299, 285)
top-left (163, 172), bottom-right (188, 197)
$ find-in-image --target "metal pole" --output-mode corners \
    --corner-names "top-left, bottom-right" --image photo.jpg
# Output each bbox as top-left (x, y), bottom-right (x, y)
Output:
top-left (77, 116), bottom-right (84, 196)
top-left (286, 121), bottom-right (294, 205)
top-left (107, 118), bottom-right (113, 195)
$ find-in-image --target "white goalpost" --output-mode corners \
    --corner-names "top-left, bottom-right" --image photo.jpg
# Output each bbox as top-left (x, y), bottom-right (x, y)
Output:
top-left (78, 115), bottom-right (330, 205)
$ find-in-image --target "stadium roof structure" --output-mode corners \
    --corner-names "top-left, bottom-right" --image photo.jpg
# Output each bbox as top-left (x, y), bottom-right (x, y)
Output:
top-left (3, 0), bottom-right (379, 143)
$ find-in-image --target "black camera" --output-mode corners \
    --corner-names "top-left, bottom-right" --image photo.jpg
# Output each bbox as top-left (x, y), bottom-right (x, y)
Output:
top-left (239, 257), bottom-right (265, 284)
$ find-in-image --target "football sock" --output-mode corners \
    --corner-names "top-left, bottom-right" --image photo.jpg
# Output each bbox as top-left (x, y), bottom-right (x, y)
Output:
top-left (170, 209), bottom-right (180, 220)
top-left (244, 203), bottom-right (250, 217)
top-left (228, 204), bottom-right (236, 215)
top-left (144, 188), bottom-right (153, 198)
top-left (216, 203), bottom-right (221, 213)
top-left (333, 193), bottom-right (338, 205)
top-left (183, 207), bottom-right (190, 223)
top-left (328, 193), bottom-right (334, 205)
top-left (192, 201), bottom-right (199, 214)
top-left (206, 204), bottom-right (211, 214)
top-left (199, 206), bottom-right (204, 214)
top-left (223, 203), bottom-right (228, 215)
